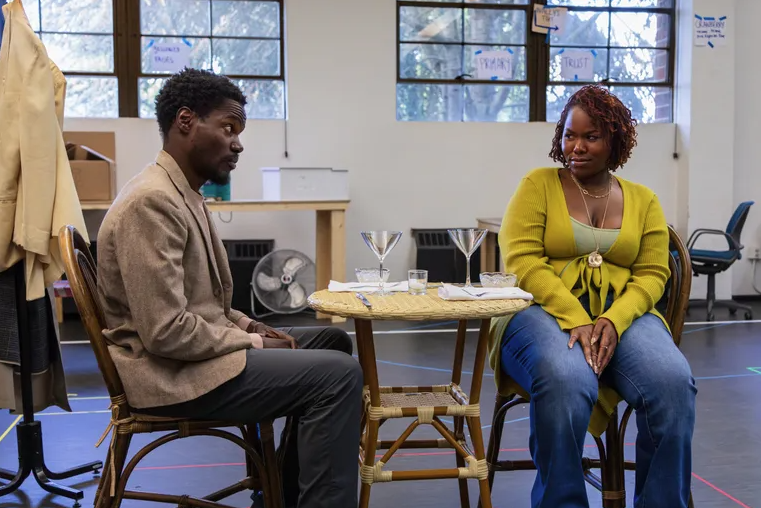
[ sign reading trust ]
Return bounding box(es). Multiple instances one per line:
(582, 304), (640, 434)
(694, 14), (727, 48)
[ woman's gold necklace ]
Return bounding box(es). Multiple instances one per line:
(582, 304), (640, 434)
(572, 175), (611, 199)
(570, 171), (612, 268)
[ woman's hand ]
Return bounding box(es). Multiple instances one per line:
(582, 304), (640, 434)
(593, 318), (618, 375)
(568, 324), (597, 373)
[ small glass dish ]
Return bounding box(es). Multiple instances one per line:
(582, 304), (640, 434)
(355, 268), (390, 283)
(479, 272), (517, 288)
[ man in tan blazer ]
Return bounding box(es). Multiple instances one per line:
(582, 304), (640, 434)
(96, 69), (362, 508)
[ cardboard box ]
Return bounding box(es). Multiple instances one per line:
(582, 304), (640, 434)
(63, 132), (116, 202)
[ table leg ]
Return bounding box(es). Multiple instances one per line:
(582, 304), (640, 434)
(481, 233), (497, 274)
(352, 317), (494, 506)
(315, 210), (346, 323)
(469, 319), (494, 508)
(454, 415), (471, 508)
(452, 320), (470, 508)
(355, 319), (381, 508)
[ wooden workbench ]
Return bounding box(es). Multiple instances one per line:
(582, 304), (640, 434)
(78, 199), (350, 322)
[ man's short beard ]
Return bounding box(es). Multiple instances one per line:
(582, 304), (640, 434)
(206, 171), (230, 185)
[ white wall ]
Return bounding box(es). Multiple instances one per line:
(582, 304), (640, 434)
(67, 0), (681, 288)
(676, 0), (761, 300)
(676, 0), (738, 301)
(733, 0), (761, 296)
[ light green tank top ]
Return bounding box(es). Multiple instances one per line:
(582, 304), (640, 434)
(570, 217), (619, 255)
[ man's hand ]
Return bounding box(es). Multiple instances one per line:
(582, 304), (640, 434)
(592, 318), (618, 375)
(261, 336), (297, 349)
(249, 322), (298, 349)
(568, 324), (597, 373)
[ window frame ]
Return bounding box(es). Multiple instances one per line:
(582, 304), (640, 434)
(24, 0), (121, 117)
(395, 0), (676, 123)
(396, 0), (538, 121)
(113, 0), (286, 118)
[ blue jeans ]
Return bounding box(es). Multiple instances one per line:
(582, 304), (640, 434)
(500, 301), (697, 508)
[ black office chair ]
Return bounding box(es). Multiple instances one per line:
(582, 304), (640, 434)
(687, 201), (754, 321)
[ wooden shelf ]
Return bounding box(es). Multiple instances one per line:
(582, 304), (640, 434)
(80, 199), (350, 212)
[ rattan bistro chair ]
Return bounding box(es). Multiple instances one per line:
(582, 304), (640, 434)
(482, 225), (695, 508)
(59, 225), (287, 508)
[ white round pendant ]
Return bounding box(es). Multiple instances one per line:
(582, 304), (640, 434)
(588, 251), (603, 268)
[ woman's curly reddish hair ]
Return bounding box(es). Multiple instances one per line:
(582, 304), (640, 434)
(549, 85), (638, 172)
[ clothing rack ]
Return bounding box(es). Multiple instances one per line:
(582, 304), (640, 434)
(0, 260), (103, 505)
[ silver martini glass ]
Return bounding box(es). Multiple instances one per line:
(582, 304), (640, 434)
(360, 231), (403, 296)
(448, 228), (488, 288)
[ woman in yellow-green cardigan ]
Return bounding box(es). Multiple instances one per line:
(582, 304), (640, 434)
(488, 85), (696, 508)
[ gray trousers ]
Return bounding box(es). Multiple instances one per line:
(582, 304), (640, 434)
(140, 327), (363, 508)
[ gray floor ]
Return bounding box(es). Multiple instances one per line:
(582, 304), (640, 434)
(1, 302), (759, 508)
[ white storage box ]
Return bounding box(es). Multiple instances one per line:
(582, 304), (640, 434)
(261, 167), (349, 201)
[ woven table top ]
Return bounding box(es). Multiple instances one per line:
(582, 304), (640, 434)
(307, 289), (530, 321)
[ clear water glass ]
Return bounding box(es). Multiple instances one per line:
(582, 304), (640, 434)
(408, 269), (428, 295)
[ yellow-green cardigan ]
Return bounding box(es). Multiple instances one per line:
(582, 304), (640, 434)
(488, 167), (671, 437)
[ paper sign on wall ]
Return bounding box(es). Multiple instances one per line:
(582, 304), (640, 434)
(559, 49), (596, 81)
(149, 40), (192, 72)
(474, 49), (514, 80)
(694, 14), (727, 48)
(532, 5), (567, 37)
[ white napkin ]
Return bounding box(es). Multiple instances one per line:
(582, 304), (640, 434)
(328, 280), (409, 292)
(437, 284), (534, 301)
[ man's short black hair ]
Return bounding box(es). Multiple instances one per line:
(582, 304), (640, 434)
(154, 68), (247, 139)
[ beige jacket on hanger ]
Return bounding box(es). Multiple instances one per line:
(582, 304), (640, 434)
(0, 0), (86, 412)
(0, 0), (89, 301)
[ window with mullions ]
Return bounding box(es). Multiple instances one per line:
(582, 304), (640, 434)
(137, 0), (285, 120)
(396, 0), (532, 123)
(396, 0), (675, 124)
(23, 0), (119, 118)
(545, 0), (674, 123)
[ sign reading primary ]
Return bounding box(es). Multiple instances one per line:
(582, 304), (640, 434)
(474, 50), (514, 80)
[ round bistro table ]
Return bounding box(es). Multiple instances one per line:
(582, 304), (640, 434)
(307, 288), (530, 508)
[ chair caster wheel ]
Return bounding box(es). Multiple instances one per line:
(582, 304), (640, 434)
(744, 311), (753, 320)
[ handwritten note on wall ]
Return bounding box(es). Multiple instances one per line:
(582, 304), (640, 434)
(149, 40), (192, 72)
(532, 5), (567, 36)
(474, 49), (514, 80)
(694, 14), (727, 47)
(559, 49), (596, 81)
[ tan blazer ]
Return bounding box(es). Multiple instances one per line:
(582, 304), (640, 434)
(0, 0), (89, 300)
(97, 151), (255, 409)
